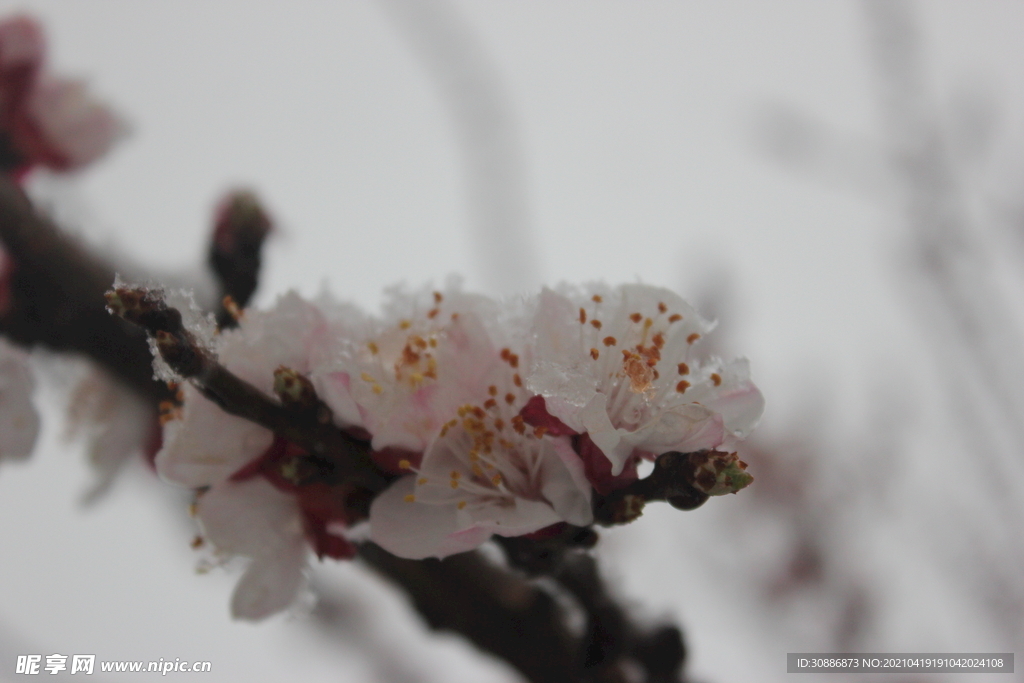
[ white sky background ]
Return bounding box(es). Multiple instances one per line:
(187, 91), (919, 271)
(0, 1), (1022, 681)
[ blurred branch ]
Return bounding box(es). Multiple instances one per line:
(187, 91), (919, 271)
(380, 0), (540, 294)
(498, 531), (687, 683)
(0, 176), (165, 401)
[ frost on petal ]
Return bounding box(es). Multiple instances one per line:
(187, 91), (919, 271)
(0, 339), (38, 463)
(314, 282), (501, 451)
(230, 537), (307, 621)
(526, 283), (762, 479)
(156, 292), (341, 488)
(220, 291), (329, 390)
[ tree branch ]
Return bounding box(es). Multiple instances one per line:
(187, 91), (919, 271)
(0, 176), (166, 401)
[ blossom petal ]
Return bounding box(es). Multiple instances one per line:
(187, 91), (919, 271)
(156, 385), (273, 487)
(230, 538), (307, 621)
(369, 476), (489, 559)
(197, 478), (304, 558)
(538, 437), (593, 526)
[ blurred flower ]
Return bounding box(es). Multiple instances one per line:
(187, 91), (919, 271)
(0, 338), (38, 463)
(0, 14), (124, 176)
(65, 367), (158, 503)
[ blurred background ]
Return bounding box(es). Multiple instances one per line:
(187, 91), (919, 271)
(0, 1), (1022, 680)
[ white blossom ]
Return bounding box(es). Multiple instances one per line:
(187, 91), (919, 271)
(311, 280), (501, 453)
(369, 361), (592, 559)
(156, 291), (344, 620)
(525, 284), (764, 476)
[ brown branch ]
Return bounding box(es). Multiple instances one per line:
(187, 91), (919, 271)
(497, 531), (687, 683)
(105, 285), (386, 492)
(0, 176), (167, 401)
(359, 542), (580, 683)
(592, 451), (713, 526)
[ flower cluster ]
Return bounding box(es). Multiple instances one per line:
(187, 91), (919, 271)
(156, 282), (763, 618)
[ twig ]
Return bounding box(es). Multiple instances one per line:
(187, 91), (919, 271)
(105, 285), (386, 492)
